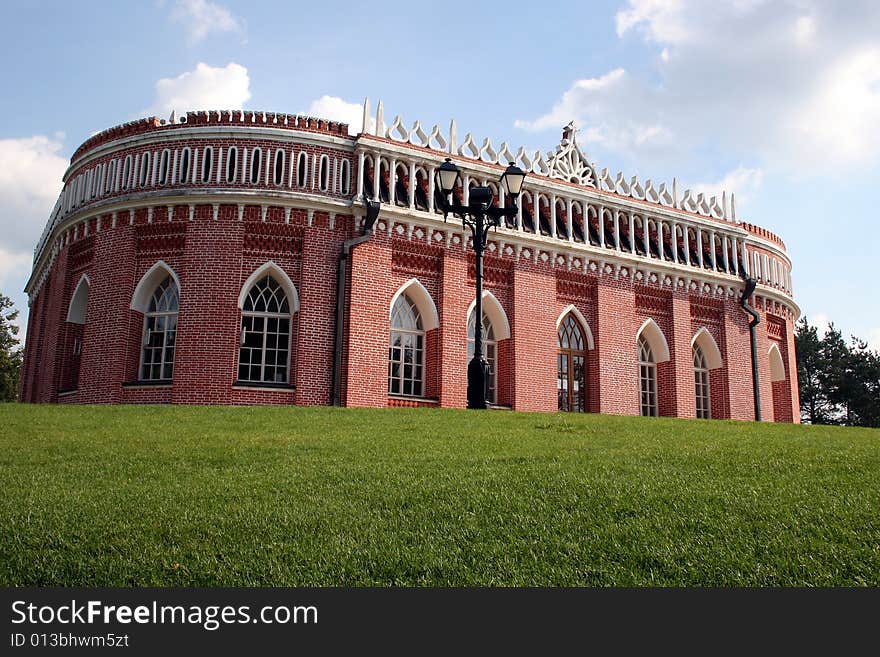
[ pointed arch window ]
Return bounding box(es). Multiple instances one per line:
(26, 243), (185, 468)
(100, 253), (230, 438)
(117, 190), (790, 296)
(389, 294), (424, 397)
(140, 276), (179, 381)
(468, 310), (497, 404)
(238, 275), (292, 384)
(694, 344), (711, 419)
(638, 335), (658, 417)
(558, 314), (587, 412)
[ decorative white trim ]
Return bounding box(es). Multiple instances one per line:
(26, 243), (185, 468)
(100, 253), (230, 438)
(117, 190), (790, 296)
(131, 261), (180, 312)
(768, 343), (786, 382)
(237, 261), (300, 312)
(66, 274), (90, 324)
(389, 278), (440, 331)
(691, 327), (723, 370)
(637, 317), (671, 363)
(466, 290), (511, 341)
(556, 304), (595, 350)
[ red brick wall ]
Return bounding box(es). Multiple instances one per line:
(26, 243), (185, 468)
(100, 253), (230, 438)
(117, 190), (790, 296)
(19, 112), (800, 419)
(596, 279), (639, 416)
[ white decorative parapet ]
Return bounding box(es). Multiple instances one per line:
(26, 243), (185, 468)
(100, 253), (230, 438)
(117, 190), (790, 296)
(363, 98), (740, 224)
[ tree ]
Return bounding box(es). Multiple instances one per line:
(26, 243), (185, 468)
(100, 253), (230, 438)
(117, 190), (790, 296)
(846, 338), (880, 428)
(796, 316), (880, 427)
(0, 293), (23, 402)
(795, 317), (832, 424)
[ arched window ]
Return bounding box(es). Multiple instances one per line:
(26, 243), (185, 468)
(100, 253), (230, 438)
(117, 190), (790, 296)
(179, 148), (191, 183)
(638, 335), (657, 417)
(694, 344), (711, 419)
(121, 155), (133, 191)
(558, 314), (587, 412)
(238, 275), (292, 384)
(90, 165), (100, 198)
(389, 294), (424, 397)
(158, 150), (170, 185)
(105, 160), (116, 194)
(226, 147), (239, 183)
(339, 159), (350, 195)
(250, 147), (262, 184)
(297, 152), (308, 188)
(201, 147), (214, 183)
(468, 310), (497, 404)
(273, 149), (285, 186)
(319, 155), (330, 191)
(140, 276), (178, 381)
(138, 153), (151, 187)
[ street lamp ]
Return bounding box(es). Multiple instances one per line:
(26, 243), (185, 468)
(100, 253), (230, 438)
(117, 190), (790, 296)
(436, 158), (526, 409)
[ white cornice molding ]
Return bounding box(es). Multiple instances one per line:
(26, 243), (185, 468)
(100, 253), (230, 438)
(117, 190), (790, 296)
(68, 126), (357, 178)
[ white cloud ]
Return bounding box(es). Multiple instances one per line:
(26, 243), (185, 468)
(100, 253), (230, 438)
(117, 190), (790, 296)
(170, 0), (242, 44)
(142, 62), (251, 119)
(810, 313), (831, 336)
(517, 1), (880, 177)
(866, 327), (880, 352)
(0, 135), (65, 337)
(0, 249), (32, 334)
(0, 136), (68, 255)
(306, 96), (371, 136)
(690, 167), (764, 213)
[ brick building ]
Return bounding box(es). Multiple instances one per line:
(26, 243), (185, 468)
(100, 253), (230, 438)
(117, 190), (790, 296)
(20, 101), (800, 421)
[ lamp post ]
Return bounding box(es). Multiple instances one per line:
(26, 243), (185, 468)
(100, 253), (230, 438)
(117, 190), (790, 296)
(435, 158), (526, 409)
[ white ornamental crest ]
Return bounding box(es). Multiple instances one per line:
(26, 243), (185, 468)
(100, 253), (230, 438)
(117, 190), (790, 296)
(545, 122), (599, 188)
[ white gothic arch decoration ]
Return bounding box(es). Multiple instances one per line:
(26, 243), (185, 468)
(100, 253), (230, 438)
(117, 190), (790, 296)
(691, 327), (723, 370)
(768, 343), (786, 382)
(131, 261), (181, 313)
(66, 274), (90, 324)
(389, 278), (439, 331)
(237, 261), (301, 312)
(556, 304), (595, 350)
(636, 318), (671, 363)
(466, 291), (511, 340)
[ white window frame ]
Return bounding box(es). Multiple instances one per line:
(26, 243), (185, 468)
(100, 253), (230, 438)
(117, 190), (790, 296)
(639, 336), (658, 417)
(139, 278), (179, 382)
(339, 159), (351, 195)
(694, 345), (711, 419)
(226, 147), (239, 183)
(388, 294), (426, 398)
(201, 146), (214, 183)
(273, 149), (286, 186)
(237, 277), (293, 385)
(179, 147), (192, 184)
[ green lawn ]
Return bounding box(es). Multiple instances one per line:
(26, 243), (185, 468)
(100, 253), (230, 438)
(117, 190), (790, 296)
(0, 404), (877, 586)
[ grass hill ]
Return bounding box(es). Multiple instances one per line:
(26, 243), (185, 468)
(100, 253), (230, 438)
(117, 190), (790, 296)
(1, 404), (877, 586)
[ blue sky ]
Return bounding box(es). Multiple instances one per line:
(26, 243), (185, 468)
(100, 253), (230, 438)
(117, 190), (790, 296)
(1, 0), (878, 348)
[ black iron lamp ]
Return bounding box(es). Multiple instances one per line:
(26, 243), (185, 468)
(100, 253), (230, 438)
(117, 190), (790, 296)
(436, 158), (461, 195)
(435, 158), (527, 409)
(500, 162), (526, 198)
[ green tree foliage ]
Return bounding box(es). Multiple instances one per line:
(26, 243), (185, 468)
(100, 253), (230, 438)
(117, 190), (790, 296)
(795, 317), (880, 427)
(0, 293), (23, 402)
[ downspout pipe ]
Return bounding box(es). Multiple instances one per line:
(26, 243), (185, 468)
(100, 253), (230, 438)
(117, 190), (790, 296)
(739, 276), (762, 421)
(332, 199), (380, 406)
